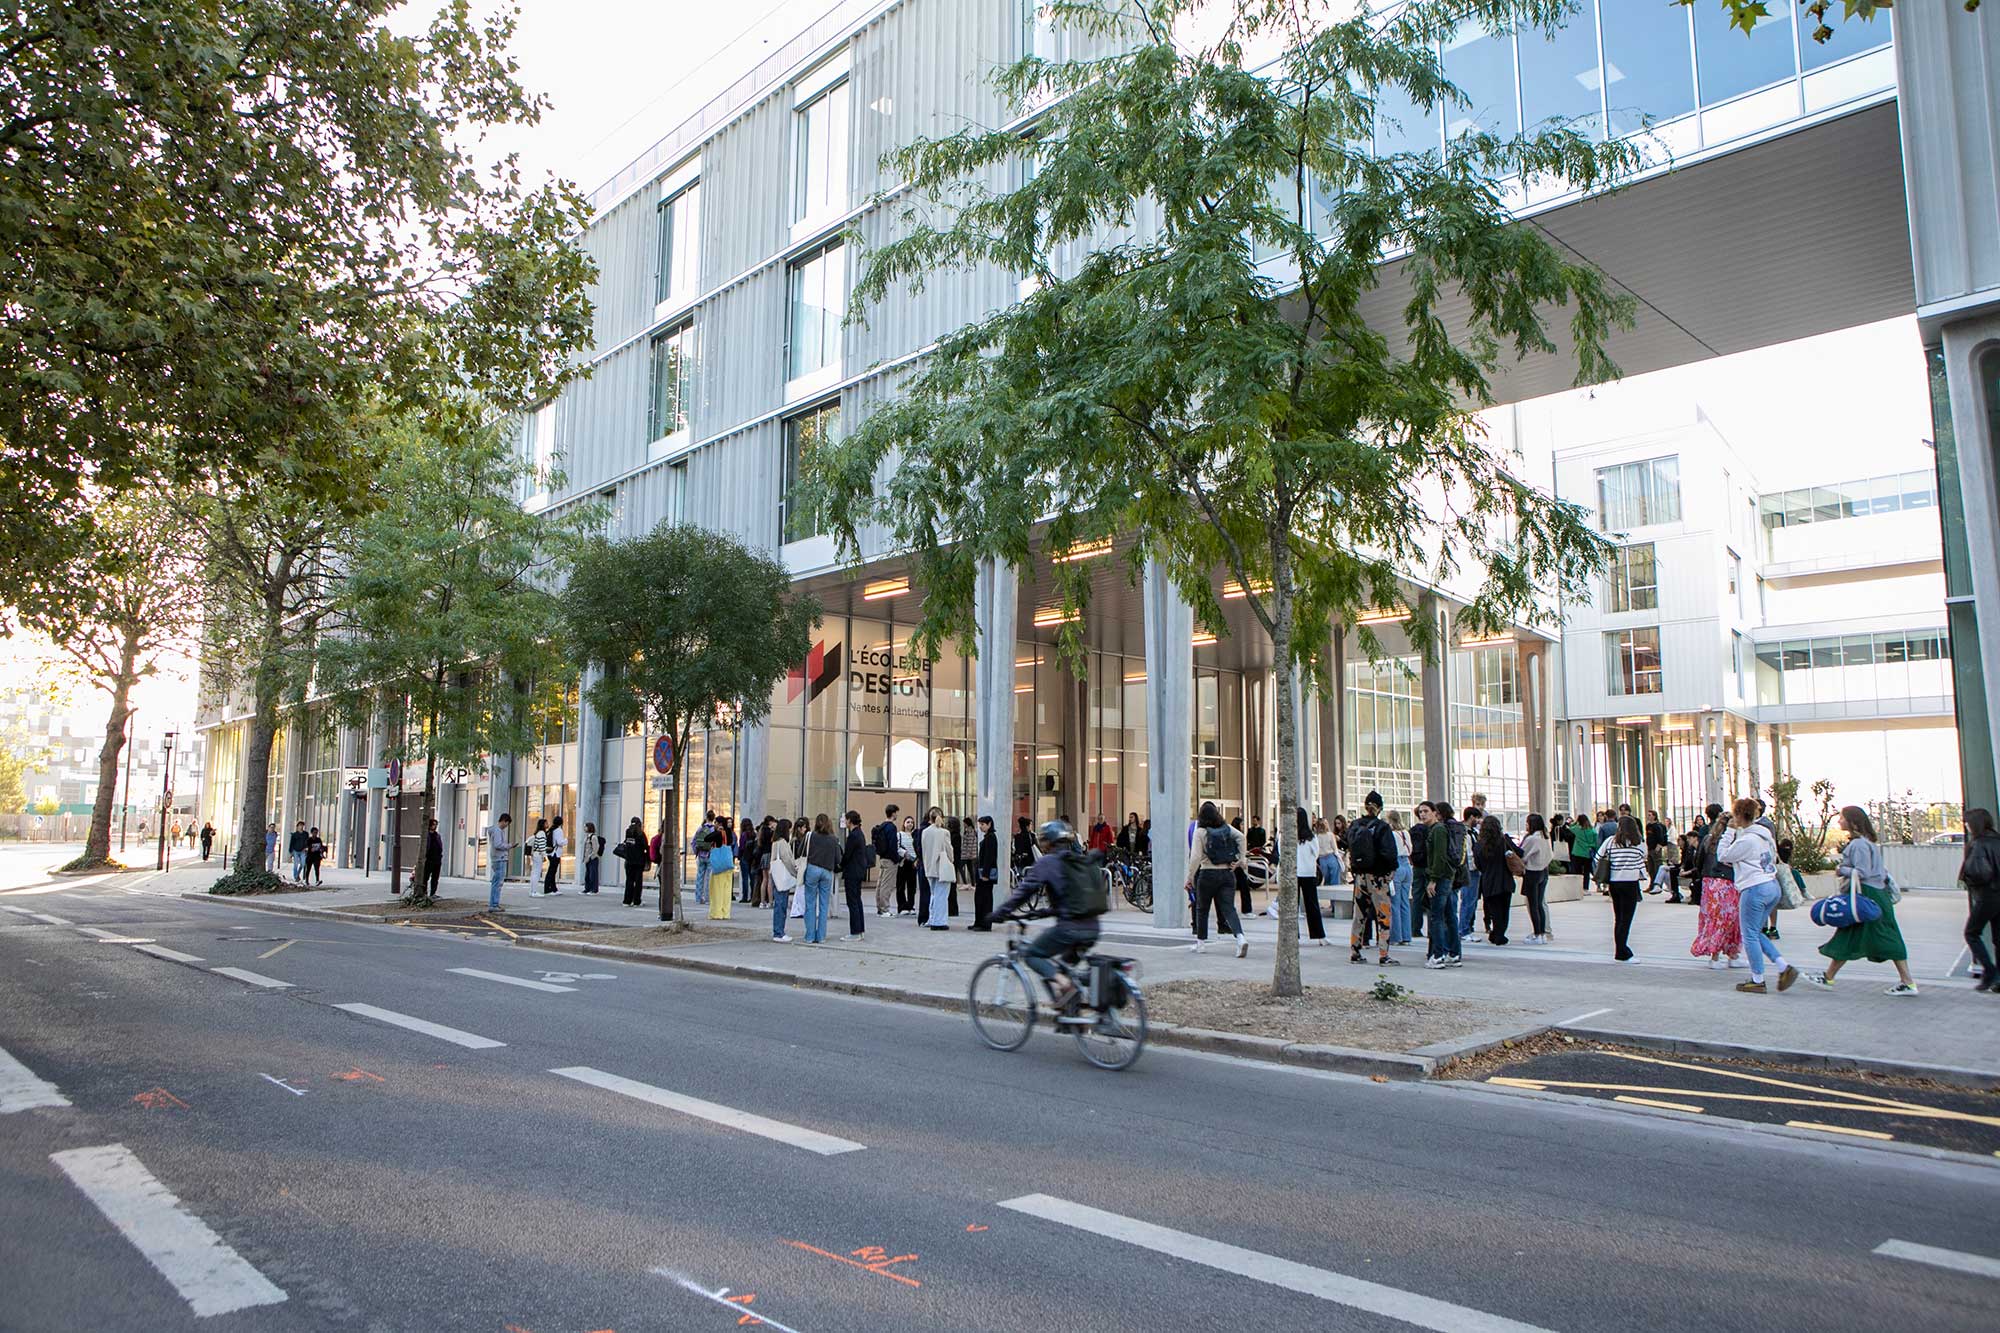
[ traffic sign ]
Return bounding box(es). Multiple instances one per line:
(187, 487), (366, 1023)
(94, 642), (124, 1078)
(650, 775), (675, 791)
(652, 735), (674, 775)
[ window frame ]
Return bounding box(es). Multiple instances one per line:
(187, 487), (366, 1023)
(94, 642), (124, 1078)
(1606, 542), (1658, 614)
(1604, 626), (1663, 697)
(646, 319), (695, 446)
(654, 181), (701, 309)
(792, 78), (851, 226)
(781, 399), (841, 545)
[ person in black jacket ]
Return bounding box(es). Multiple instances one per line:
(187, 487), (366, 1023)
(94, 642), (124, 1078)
(421, 819), (443, 898)
(1473, 815), (1519, 945)
(972, 815), (1000, 930)
(840, 811), (870, 940)
(872, 805), (901, 918)
(1960, 808), (2000, 992)
(612, 818), (649, 906)
(305, 826), (327, 885)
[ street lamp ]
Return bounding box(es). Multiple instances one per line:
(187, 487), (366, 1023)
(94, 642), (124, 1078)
(155, 731), (177, 872)
(118, 708), (136, 854)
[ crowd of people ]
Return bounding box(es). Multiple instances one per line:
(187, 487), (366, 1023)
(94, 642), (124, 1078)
(473, 793), (2000, 996)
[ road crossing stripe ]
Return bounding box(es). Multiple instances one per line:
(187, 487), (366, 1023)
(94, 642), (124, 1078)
(1615, 1095), (1704, 1113)
(997, 1194), (1555, 1332)
(0, 1043), (70, 1113)
(1874, 1239), (2000, 1280)
(447, 966), (576, 993)
(1787, 1120), (1893, 1140)
(28, 911), (72, 925)
(332, 1003), (505, 1049)
(654, 1269), (808, 1333)
(0, 904), (34, 915)
(133, 944), (205, 964)
(77, 926), (129, 938)
(210, 967), (293, 990)
(551, 1066), (865, 1156)
(50, 1143), (288, 1317)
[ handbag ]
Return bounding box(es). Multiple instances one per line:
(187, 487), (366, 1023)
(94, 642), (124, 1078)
(1504, 851), (1525, 878)
(1808, 872), (1881, 929)
(1591, 848), (1611, 886)
(770, 856), (796, 895)
(1777, 867), (1804, 911)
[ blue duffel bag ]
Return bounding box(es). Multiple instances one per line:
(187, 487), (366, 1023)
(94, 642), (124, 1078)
(1808, 875), (1882, 930)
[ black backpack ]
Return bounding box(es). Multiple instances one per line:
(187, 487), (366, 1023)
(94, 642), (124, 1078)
(872, 820), (898, 860)
(1203, 824), (1237, 866)
(1441, 821), (1469, 881)
(1063, 851), (1110, 918)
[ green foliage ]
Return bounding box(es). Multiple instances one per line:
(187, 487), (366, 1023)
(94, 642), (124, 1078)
(207, 865), (291, 896)
(1684, 0), (1978, 47)
(315, 407), (586, 818)
(1770, 773), (1838, 872)
(817, 0), (1637, 994)
(0, 0), (597, 604)
(0, 735), (37, 814)
(1371, 975), (1414, 1003)
(31, 797), (60, 816)
(561, 525), (818, 917)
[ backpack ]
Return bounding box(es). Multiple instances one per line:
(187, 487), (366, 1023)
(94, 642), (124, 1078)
(1063, 853), (1109, 918)
(872, 821), (898, 860)
(1440, 821), (1467, 874)
(1202, 824), (1237, 866)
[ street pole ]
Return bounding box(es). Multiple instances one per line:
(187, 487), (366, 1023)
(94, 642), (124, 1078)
(118, 708), (136, 854)
(155, 731), (176, 872)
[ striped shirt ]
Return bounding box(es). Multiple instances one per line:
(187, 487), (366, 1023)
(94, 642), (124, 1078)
(1594, 841), (1648, 884)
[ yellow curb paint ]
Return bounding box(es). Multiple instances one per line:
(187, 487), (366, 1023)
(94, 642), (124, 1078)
(1485, 1077), (1548, 1091)
(477, 917), (520, 940)
(257, 939), (296, 960)
(1785, 1121), (1893, 1141)
(1614, 1095), (1705, 1114)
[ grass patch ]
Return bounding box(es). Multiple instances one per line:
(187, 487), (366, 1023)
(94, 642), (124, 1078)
(57, 854), (130, 874)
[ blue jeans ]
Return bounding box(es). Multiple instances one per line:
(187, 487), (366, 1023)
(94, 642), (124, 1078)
(928, 876), (954, 926)
(1318, 853), (1343, 886)
(771, 889), (792, 938)
(800, 865), (833, 942)
(488, 857), (505, 910)
(1427, 883), (1461, 959)
(1457, 868), (1480, 938)
(694, 858), (711, 905)
(1390, 856), (1413, 943)
(1738, 879), (1786, 977)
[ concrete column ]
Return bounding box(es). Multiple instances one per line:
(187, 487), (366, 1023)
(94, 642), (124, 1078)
(1518, 642), (1548, 815)
(1419, 597), (1450, 805)
(1327, 629), (1348, 813)
(1768, 723), (1785, 787)
(365, 705), (390, 875)
(1571, 721), (1593, 816)
(1286, 669), (1309, 805)
(572, 665), (602, 889)
(1938, 317), (2000, 812)
(1143, 557), (1193, 930)
(1702, 713), (1726, 808)
(279, 721), (303, 833)
(1746, 720), (1762, 803)
(972, 558), (1018, 830)
(739, 720), (770, 825)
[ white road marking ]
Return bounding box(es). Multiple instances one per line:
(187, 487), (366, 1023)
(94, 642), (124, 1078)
(210, 967), (293, 990)
(447, 966), (576, 993)
(31, 912), (73, 925)
(0, 904), (34, 916)
(552, 1066), (865, 1156)
(332, 1003), (505, 1049)
(0, 1042), (70, 1113)
(77, 926), (128, 938)
(133, 944), (205, 964)
(1558, 1007), (1613, 1025)
(1875, 1240), (2000, 1280)
(997, 1194), (1555, 1333)
(50, 1143), (288, 1317)
(653, 1269), (807, 1333)
(258, 1074), (307, 1096)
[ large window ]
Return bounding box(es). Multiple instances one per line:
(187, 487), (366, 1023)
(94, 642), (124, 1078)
(788, 242), (846, 381)
(1606, 542), (1658, 613)
(1442, 26), (1518, 141)
(1518, 1), (1604, 138)
(793, 80), (850, 223)
(1756, 629), (1952, 708)
(1758, 471), (1936, 529)
(1600, 1), (1695, 137)
(1692, 0), (1794, 105)
(655, 183), (701, 306)
(647, 322), (694, 442)
(782, 401), (839, 543)
(1596, 456), (1681, 531)
(1605, 627), (1663, 696)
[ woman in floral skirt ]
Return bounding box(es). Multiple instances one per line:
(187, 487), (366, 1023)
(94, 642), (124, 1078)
(1688, 802), (1741, 968)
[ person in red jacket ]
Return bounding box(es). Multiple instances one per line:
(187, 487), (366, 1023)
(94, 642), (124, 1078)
(1087, 814), (1115, 854)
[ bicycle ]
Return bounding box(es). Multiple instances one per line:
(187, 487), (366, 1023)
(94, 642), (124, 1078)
(1107, 852), (1152, 912)
(966, 912), (1148, 1070)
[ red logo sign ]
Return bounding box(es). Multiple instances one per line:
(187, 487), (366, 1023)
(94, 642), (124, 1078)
(787, 640), (843, 705)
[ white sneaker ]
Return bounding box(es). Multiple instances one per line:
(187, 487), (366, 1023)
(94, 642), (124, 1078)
(1885, 982), (1919, 996)
(842, 934), (864, 941)
(1727, 956), (1743, 969)
(1425, 957), (1450, 969)
(1708, 959), (1726, 970)
(1235, 935), (1249, 958)
(1805, 971), (1832, 988)
(1446, 955), (1463, 967)
(1187, 940), (1205, 954)
(773, 935), (791, 943)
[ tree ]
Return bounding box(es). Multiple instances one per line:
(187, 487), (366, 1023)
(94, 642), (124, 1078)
(0, 734), (40, 814)
(316, 407), (589, 904)
(561, 526), (818, 923)
(12, 486), (200, 868)
(1770, 773), (1839, 872)
(1689, 0), (1978, 45)
(1, 0), (595, 605)
(817, 0), (1634, 995)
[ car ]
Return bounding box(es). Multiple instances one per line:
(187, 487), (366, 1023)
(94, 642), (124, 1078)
(1924, 831), (1965, 845)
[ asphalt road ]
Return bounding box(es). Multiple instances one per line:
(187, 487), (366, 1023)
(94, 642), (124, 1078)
(2, 871), (1996, 1332)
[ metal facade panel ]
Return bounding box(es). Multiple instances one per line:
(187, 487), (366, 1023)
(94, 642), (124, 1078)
(584, 190), (659, 354)
(850, 0), (1013, 204)
(692, 268), (787, 439)
(683, 419), (782, 550)
(1894, 5), (2000, 314)
(554, 341), (647, 501)
(701, 95), (795, 282)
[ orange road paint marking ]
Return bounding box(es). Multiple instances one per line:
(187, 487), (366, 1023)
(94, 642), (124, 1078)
(966, 1224), (988, 1232)
(331, 1068), (385, 1083)
(132, 1087), (189, 1110)
(1787, 1120), (1893, 1140)
(783, 1239), (922, 1288)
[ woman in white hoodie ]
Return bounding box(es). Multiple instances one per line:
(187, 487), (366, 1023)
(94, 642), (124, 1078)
(1717, 797), (1797, 994)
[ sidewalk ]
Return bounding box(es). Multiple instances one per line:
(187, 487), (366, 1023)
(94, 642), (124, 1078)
(134, 858), (1998, 1079)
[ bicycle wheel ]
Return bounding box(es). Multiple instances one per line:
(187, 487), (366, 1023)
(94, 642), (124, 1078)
(967, 956), (1037, 1051)
(1124, 867), (1152, 912)
(1075, 987), (1148, 1070)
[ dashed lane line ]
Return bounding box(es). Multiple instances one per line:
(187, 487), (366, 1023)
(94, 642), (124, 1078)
(331, 1003), (506, 1050)
(209, 967), (294, 990)
(552, 1066), (865, 1156)
(654, 1269), (807, 1333)
(0, 1042), (70, 1113)
(997, 1194), (1556, 1333)
(446, 966), (576, 993)
(1874, 1239), (2000, 1281)
(132, 944), (205, 965)
(50, 1143), (288, 1318)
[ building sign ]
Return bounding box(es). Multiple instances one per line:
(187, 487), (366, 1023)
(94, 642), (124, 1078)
(788, 640), (844, 705)
(788, 637), (933, 716)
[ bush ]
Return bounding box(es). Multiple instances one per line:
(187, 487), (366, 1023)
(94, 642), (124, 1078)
(59, 854), (128, 873)
(1371, 975), (1413, 1003)
(208, 865), (290, 896)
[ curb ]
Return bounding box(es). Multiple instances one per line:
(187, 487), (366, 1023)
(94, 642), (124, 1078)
(179, 892), (357, 923)
(1558, 1025), (2000, 1090)
(1411, 1022), (1555, 1070)
(513, 934), (1439, 1079)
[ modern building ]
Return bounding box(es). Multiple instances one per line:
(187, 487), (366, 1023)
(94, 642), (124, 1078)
(2, 681), (203, 830)
(196, 0), (2000, 919)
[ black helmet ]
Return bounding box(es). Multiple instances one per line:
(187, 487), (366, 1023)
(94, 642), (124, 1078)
(1035, 819), (1075, 850)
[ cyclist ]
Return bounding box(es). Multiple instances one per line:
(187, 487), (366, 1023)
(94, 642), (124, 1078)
(990, 819), (1105, 1007)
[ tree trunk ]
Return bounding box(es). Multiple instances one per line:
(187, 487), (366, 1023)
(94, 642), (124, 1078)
(81, 624), (141, 865)
(1270, 532), (1302, 998)
(233, 658), (283, 874)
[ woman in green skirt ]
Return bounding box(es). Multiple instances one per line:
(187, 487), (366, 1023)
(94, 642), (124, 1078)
(1806, 807), (1918, 996)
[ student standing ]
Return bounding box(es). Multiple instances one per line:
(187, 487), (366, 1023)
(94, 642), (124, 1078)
(1405, 807), (1429, 941)
(921, 808), (957, 931)
(768, 818), (799, 940)
(1474, 815), (1517, 946)
(1346, 792), (1398, 966)
(1421, 802), (1464, 968)
(835, 811), (869, 940)
(525, 817), (548, 889)
(306, 826), (328, 885)
(1387, 811), (1414, 945)
(486, 813), (513, 911)
(972, 815), (1000, 930)
(802, 814), (839, 943)
(1593, 816), (1648, 962)
(287, 821), (310, 881)
(199, 821), (215, 861)
(417, 821), (440, 896)
(1568, 814), (1598, 879)
(872, 805), (902, 918)
(1519, 813), (1553, 943)
(1293, 807), (1328, 945)
(896, 814), (919, 916)
(1957, 808), (2000, 991)
(1717, 798), (1797, 993)
(614, 818), (648, 906)
(1183, 801), (1248, 956)
(542, 816), (566, 894)
(579, 822), (604, 893)
(1806, 807), (1918, 995)
(1690, 803), (1741, 967)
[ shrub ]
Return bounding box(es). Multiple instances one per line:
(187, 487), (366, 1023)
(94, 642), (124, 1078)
(208, 865), (289, 896)
(1371, 975), (1414, 1003)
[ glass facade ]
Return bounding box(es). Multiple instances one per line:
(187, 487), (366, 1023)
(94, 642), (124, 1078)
(1758, 471), (1936, 529)
(1449, 646), (1527, 818)
(1754, 629), (1954, 709)
(654, 183), (701, 306)
(1345, 654), (1426, 813)
(647, 321), (694, 442)
(1605, 626), (1663, 696)
(793, 80), (850, 221)
(1517, 1), (1603, 138)
(1595, 456), (1682, 531)
(1606, 542), (1658, 612)
(781, 402), (839, 542)
(788, 243), (846, 380)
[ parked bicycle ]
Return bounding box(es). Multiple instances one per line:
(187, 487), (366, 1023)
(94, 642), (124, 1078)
(1107, 851), (1152, 912)
(966, 912), (1147, 1070)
